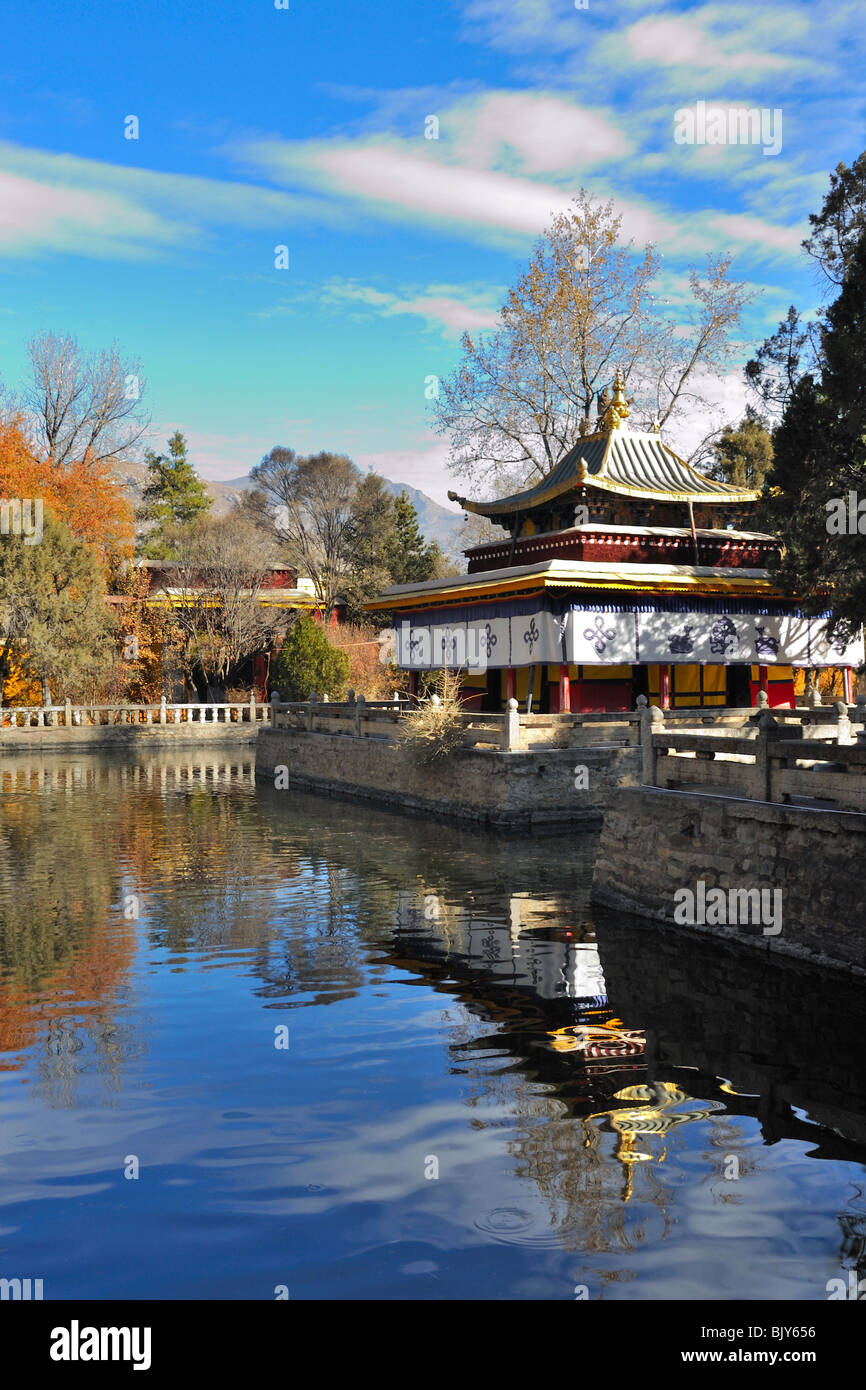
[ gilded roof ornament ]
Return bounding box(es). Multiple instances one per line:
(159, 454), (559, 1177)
(602, 367), (630, 431)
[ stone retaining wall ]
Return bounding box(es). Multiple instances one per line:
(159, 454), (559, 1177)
(0, 724), (259, 752)
(592, 785), (866, 971)
(256, 726), (641, 827)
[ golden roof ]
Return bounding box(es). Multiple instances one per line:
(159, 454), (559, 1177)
(448, 403), (759, 517)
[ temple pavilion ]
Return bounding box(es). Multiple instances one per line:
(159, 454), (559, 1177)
(371, 370), (864, 712)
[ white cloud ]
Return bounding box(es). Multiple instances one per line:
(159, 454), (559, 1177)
(320, 278), (503, 338)
(443, 91), (631, 173)
(622, 14), (799, 75)
(707, 211), (804, 255)
(0, 168), (185, 258)
(0, 141), (343, 261)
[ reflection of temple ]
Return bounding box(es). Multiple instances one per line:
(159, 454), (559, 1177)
(387, 873), (866, 1228)
(374, 371), (864, 710)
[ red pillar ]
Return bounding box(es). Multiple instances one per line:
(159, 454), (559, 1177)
(558, 664), (571, 713)
(843, 666), (854, 704)
(408, 670), (418, 701)
(758, 665), (769, 701)
(659, 664), (671, 711)
(506, 668), (516, 703)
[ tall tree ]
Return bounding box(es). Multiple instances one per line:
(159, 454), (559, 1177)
(139, 430), (212, 556)
(246, 448), (358, 615)
(15, 332), (149, 468)
(387, 491), (441, 585)
(763, 199), (866, 629)
(746, 153), (866, 420)
(434, 190), (753, 492)
(340, 474), (399, 623)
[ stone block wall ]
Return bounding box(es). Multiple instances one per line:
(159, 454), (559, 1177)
(256, 727), (641, 828)
(592, 785), (866, 971)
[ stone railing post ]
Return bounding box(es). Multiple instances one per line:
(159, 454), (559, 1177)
(835, 699), (853, 745)
(808, 686), (823, 709)
(270, 691), (281, 728)
(753, 710), (780, 801)
(504, 696), (520, 751)
(354, 693), (365, 738)
(249, 693), (257, 724)
(633, 693), (648, 745)
(160, 696), (167, 726)
(641, 704), (664, 784)
(307, 693), (318, 732)
(64, 698), (72, 728)
(756, 689), (769, 711)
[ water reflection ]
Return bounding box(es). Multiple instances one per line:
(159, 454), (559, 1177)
(0, 749), (863, 1298)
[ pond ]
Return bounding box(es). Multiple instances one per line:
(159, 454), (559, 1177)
(0, 750), (864, 1300)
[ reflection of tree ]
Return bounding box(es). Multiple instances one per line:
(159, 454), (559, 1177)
(0, 772), (135, 1082)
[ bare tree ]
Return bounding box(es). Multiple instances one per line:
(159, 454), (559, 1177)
(434, 191), (754, 493)
(245, 448), (359, 615)
(23, 332), (149, 467)
(164, 513), (286, 695)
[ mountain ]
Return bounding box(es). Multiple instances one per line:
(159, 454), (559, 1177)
(114, 462), (466, 557)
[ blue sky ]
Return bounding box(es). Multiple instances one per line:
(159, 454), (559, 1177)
(0, 0), (864, 506)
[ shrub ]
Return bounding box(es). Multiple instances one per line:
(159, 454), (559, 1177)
(397, 668), (466, 763)
(271, 615), (350, 701)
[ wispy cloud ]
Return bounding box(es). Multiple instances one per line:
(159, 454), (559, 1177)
(0, 141), (343, 260)
(258, 277), (504, 339)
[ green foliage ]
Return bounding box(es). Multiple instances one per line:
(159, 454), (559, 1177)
(763, 164), (866, 631)
(387, 491), (440, 584)
(139, 430), (212, 556)
(271, 615), (350, 701)
(342, 482), (443, 622)
(0, 512), (117, 702)
(709, 408), (774, 490)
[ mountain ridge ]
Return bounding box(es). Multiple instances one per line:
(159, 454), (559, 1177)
(112, 463), (465, 557)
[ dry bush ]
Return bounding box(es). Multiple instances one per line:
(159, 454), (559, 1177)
(397, 668), (466, 763)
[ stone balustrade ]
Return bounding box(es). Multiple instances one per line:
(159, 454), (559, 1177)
(1, 697), (270, 729)
(641, 699), (866, 811)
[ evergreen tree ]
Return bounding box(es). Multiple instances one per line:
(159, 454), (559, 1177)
(0, 512), (117, 703)
(709, 408), (774, 490)
(139, 431), (212, 556)
(270, 615), (350, 701)
(764, 218), (866, 630)
(387, 492), (439, 585)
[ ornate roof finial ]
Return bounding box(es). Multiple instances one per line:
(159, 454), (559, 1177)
(602, 367), (630, 431)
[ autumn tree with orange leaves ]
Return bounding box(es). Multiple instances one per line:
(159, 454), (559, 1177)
(0, 416), (137, 703)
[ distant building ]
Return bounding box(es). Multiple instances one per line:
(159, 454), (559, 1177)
(110, 560), (345, 700)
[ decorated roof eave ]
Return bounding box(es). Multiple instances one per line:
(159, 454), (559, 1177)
(451, 468), (758, 516)
(367, 562), (784, 611)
